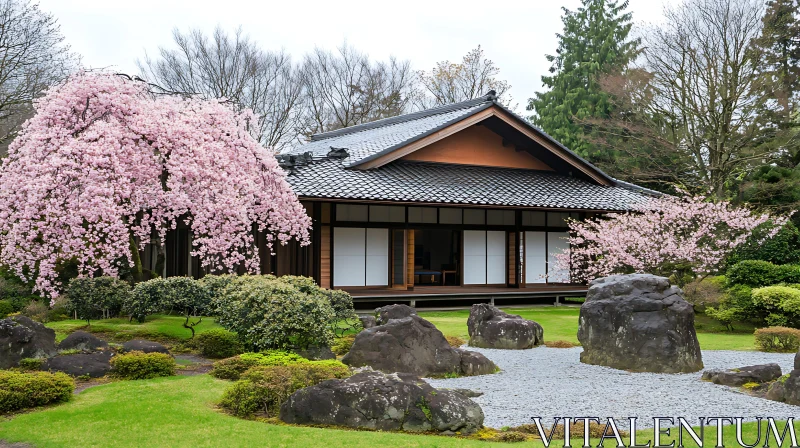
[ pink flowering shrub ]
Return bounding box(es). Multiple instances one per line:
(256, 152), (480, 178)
(0, 73), (311, 299)
(556, 193), (786, 285)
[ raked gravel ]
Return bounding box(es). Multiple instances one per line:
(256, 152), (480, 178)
(426, 347), (800, 429)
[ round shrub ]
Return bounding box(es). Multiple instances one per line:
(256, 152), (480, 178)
(215, 276), (335, 351)
(0, 299), (13, 318)
(752, 286), (800, 313)
(0, 371), (74, 413)
(66, 276), (131, 323)
(110, 351), (175, 379)
(331, 334), (356, 355)
(127, 278), (169, 323)
(199, 274), (237, 314)
(196, 329), (242, 359)
(754, 327), (800, 352)
(164, 276), (210, 316)
(210, 351), (307, 380)
(219, 361), (350, 417)
(727, 260), (783, 287)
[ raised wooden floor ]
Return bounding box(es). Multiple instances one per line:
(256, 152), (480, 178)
(345, 284), (588, 303)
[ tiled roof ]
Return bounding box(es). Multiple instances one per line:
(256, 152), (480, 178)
(283, 99), (490, 167)
(285, 159), (652, 211)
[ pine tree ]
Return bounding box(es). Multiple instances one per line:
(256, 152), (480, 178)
(528, 0), (639, 158)
(756, 0), (800, 123)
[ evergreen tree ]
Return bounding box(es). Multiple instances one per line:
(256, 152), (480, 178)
(528, 0), (639, 158)
(756, 0), (800, 123)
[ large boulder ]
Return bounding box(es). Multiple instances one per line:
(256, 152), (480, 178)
(795, 349), (800, 371)
(58, 331), (108, 352)
(359, 315), (377, 330)
(121, 339), (170, 355)
(467, 304), (543, 349)
(702, 364), (782, 387)
(280, 370), (484, 434)
(0, 315), (57, 368)
(342, 315), (497, 377)
(375, 304), (416, 325)
(577, 274), (703, 373)
(766, 370), (800, 405)
(43, 351), (113, 378)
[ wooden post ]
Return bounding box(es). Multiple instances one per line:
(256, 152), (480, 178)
(554, 296), (561, 307)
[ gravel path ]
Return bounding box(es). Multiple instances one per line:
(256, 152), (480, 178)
(427, 347), (800, 429)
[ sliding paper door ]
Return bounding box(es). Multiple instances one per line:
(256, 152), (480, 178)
(486, 231), (506, 284)
(333, 227), (389, 287)
(463, 230), (486, 285)
(547, 232), (570, 283)
(333, 227), (366, 287)
(524, 231), (547, 284)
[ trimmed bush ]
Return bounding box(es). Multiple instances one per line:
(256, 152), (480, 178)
(196, 329), (242, 359)
(446, 335), (466, 347)
(331, 334), (356, 355)
(17, 358), (44, 371)
(754, 327), (800, 352)
(728, 260), (800, 287)
(110, 351), (175, 379)
(164, 277), (210, 315)
(683, 276), (726, 312)
(753, 286), (800, 312)
(277, 276), (358, 335)
(0, 299), (13, 318)
(219, 361), (350, 417)
(199, 274), (237, 314)
(0, 371), (74, 413)
(728, 222), (800, 266)
(126, 278), (169, 323)
(210, 351), (307, 380)
(215, 276), (335, 351)
(66, 276), (131, 323)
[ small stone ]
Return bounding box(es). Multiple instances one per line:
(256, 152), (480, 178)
(43, 351), (113, 378)
(58, 331), (108, 352)
(702, 364), (782, 386)
(467, 304), (543, 349)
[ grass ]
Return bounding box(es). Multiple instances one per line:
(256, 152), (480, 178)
(1, 374), (797, 447)
(421, 306), (759, 351)
(46, 314), (223, 343)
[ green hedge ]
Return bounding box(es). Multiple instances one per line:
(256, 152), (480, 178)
(0, 371), (74, 413)
(727, 260), (800, 287)
(219, 361), (350, 417)
(196, 329), (242, 359)
(110, 351), (175, 380)
(754, 327), (800, 352)
(210, 351), (308, 380)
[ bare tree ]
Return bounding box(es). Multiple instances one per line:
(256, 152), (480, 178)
(640, 0), (768, 196)
(0, 0), (79, 155)
(415, 45), (512, 109)
(298, 43), (415, 137)
(138, 26), (304, 151)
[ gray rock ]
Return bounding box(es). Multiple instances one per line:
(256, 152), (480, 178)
(795, 350), (799, 371)
(448, 388), (484, 398)
(359, 315), (377, 330)
(766, 370), (800, 405)
(375, 304), (416, 325)
(280, 370), (484, 434)
(458, 349), (498, 376)
(577, 274), (703, 373)
(121, 339), (170, 355)
(0, 315), (57, 368)
(43, 351), (113, 378)
(467, 304), (543, 349)
(342, 314), (497, 377)
(702, 364), (782, 386)
(58, 331), (108, 352)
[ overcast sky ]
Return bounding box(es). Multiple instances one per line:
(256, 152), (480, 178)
(39, 0), (670, 110)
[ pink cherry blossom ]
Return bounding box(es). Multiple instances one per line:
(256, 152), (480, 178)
(555, 192), (787, 283)
(0, 72), (311, 299)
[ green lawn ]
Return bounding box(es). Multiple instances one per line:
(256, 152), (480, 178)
(421, 306), (758, 351)
(1, 374), (796, 447)
(46, 314), (223, 343)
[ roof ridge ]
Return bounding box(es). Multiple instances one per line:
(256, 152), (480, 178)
(309, 93), (494, 142)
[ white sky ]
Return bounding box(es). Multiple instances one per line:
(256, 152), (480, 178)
(39, 0), (670, 109)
